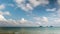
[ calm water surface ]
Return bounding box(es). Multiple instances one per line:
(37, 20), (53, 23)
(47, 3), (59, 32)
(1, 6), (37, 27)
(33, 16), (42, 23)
(0, 27), (60, 34)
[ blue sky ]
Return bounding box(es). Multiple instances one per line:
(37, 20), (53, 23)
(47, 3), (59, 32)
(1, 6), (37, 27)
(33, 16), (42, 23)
(0, 0), (60, 27)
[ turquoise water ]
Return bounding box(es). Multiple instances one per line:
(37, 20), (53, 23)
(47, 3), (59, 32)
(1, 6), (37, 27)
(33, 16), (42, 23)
(0, 27), (60, 34)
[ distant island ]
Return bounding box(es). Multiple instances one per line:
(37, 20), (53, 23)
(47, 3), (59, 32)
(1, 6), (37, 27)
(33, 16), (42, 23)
(50, 26), (53, 27)
(39, 26), (53, 27)
(40, 26), (43, 27)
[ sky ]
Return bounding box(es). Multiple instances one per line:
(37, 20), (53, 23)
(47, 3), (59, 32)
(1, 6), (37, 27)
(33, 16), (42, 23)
(0, 0), (60, 27)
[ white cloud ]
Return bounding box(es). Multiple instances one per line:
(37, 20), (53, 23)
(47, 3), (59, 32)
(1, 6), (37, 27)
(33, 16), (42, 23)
(4, 11), (10, 15)
(15, 0), (25, 4)
(0, 11), (16, 27)
(34, 16), (48, 22)
(14, 0), (49, 12)
(42, 17), (48, 22)
(20, 18), (28, 23)
(33, 16), (49, 26)
(0, 15), (60, 27)
(0, 4), (5, 10)
(29, 0), (49, 7)
(0, 11), (3, 15)
(18, 18), (39, 27)
(33, 17), (41, 21)
(0, 15), (6, 21)
(54, 18), (60, 23)
(0, 13), (19, 26)
(7, 19), (19, 26)
(45, 8), (60, 26)
(0, 11), (40, 27)
(20, 3), (33, 11)
(25, 3), (33, 11)
(0, 11), (10, 21)
(56, 9), (60, 16)
(0, 11), (10, 15)
(57, 0), (60, 5)
(53, 8), (60, 17)
(46, 8), (56, 11)
(46, 7), (59, 21)
(0, 17), (40, 27)
(14, 0), (33, 11)
(48, 18), (60, 27)
(0, 19), (19, 27)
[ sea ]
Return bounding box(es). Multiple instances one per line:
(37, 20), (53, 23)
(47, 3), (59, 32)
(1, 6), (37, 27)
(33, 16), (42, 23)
(0, 27), (60, 34)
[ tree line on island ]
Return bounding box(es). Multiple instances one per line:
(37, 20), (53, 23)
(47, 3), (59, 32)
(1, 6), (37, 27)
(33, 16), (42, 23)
(39, 26), (53, 27)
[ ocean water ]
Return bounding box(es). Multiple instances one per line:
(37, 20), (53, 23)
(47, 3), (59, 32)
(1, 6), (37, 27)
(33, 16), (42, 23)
(0, 27), (60, 34)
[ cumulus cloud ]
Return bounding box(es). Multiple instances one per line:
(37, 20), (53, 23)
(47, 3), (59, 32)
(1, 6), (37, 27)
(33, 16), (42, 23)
(47, 17), (60, 27)
(33, 16), (49, 26)
(42, 17), (48, 22)
(0, 11), (39, 27)
(46, 8), (56, 11)
(0, 11), (17, 27)
(0, 11), (10, 21)
(0, 4), (5, 10)
(47, 8), (60, 26)
(45, 8), (60, 26)
(0, 15), (6, 21)
(0, 19), (19, 27)
(0, 11), (19, 26)
(0, 16), (40, 27)
(19, 18), (28, 23)
(44, 8), (60, 26)
(17, 18), (39, 27)
(14, 0), (49, 12)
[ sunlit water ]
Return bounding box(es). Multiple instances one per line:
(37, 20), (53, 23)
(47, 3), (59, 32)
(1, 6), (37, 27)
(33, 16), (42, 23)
(0, 27), (60, 34)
